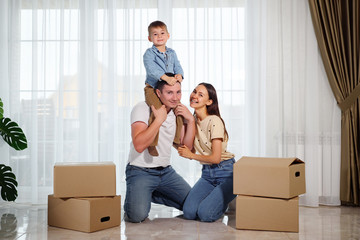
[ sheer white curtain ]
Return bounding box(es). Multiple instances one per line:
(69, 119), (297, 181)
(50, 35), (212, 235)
(0, 0), (246, 204)
(245, 0), (341, 206)
(1, 0), (341, 207)
(1, 0), (160, 204)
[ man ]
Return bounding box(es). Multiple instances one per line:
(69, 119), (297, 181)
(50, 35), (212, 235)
(124, 80), (195, 223)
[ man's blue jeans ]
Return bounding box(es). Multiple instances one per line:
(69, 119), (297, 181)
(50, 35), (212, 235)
(124, 164), (191, 223)
(183, 158), (236, 222)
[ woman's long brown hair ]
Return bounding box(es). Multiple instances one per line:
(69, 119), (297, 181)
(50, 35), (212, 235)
(198, 82), (229, 140)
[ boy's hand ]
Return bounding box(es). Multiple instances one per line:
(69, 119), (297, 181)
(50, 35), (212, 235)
(175, 74), (183, 82)
(161, 74), (177, 85)
(166, 77), (177, 85)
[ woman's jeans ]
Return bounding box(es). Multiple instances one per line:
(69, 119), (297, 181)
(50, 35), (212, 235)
(183, 158), (236, 222)
(124, 164), (191, 223)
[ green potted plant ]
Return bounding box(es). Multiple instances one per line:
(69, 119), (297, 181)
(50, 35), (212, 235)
(0, 98), (27, 201)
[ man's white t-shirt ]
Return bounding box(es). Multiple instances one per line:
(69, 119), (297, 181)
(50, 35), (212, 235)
(128, 101), (176, 168)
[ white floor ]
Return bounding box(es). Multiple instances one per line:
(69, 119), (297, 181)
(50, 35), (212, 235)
(0, 202), (360, 239)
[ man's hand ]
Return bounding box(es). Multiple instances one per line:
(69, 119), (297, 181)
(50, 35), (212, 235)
(175, 103), (195, 150)
(131, 105), (167, 153)
(174, 103), (194, 123)
(151, 105), (167, 124)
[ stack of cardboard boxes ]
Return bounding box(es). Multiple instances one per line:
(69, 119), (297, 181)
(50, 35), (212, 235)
(233, 157), (306, 232)
(48, 162), (121, 233)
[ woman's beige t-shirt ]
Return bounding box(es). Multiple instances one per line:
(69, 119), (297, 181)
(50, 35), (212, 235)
(194, 115), (235, 163)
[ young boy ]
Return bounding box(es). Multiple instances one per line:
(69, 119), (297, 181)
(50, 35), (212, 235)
(143, 20), (184, 156)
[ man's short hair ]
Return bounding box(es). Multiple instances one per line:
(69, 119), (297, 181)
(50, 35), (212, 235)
(148, 21), (168, 35)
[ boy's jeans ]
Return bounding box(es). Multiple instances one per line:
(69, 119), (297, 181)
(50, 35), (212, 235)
(183, 158), (236, 222)
(124, 164), (191, 223)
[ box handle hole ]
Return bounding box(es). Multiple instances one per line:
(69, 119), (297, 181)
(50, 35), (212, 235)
(101, 216), (110, 222)
(295, 171), (300, 177)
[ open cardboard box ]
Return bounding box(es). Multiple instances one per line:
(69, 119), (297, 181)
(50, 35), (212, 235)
(48, 195), (121, 233)
(233, 156), (305, 199)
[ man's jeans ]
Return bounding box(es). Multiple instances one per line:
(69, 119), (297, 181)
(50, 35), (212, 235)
(183, 158), (236, 222)
(124, 164), (191, 223)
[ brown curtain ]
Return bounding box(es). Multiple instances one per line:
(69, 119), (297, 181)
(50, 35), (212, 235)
(308, 0), (360, 206)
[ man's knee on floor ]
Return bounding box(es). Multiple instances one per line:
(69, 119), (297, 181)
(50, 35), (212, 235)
(124, 202), (149, 223)
(125, 210), (148, 223)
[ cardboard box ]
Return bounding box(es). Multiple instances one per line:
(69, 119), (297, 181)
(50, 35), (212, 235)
(53, 162), (116, 198)
(236, 195), (299, 232)
(48, 195), (121, 233)
(233, 156), (305, 199)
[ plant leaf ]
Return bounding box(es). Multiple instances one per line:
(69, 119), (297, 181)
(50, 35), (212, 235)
(0, 118), (27, 150)
(0, 164), (18, 201)
(0, 98), (3, 118)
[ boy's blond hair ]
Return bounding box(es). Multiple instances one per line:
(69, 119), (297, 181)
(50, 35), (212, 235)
(148, 21), (168, 35)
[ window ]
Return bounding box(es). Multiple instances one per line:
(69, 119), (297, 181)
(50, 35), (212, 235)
(8, 0), (245, 203)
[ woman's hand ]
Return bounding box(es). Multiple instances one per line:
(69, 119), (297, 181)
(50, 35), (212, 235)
(178, 145), (194, 159)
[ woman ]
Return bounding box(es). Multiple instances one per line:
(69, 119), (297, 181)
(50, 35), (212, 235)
(178, 82), (236, 222)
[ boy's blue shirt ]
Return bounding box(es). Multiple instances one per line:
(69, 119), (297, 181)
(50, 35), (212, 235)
(143, 45), (184, 88)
